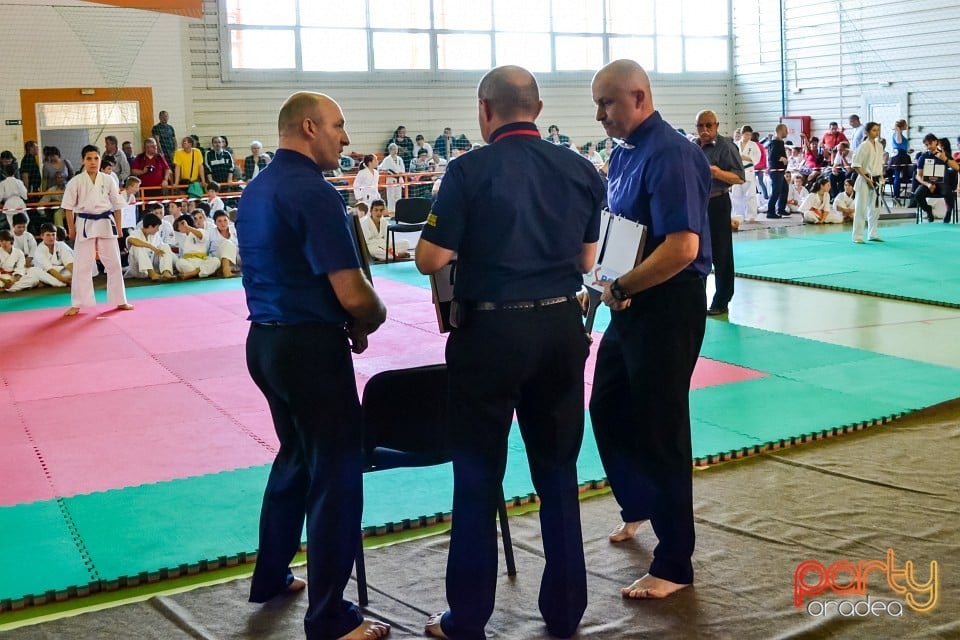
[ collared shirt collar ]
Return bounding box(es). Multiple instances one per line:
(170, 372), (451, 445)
(272, 148), (324, 175)
(619, 111), (667, 149)
(490, 121), (540, 144)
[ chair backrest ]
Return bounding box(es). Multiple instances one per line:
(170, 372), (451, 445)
(361, 364), (450, 457)
(393, 197), (431, 224)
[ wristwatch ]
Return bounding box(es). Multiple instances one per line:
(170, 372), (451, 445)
(610, 278), (629, 301)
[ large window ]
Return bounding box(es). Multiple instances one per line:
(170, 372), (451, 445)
(222, 0), (729, 76)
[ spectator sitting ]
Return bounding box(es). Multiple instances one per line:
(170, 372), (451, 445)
(0, 229), (41, 292)
(1, 163), (29, 230)
(41, 146), (74, 191)
(361, 199), (408, 261)
(545, 124), (570, 146)
(802, 176), (841, 224)
(125, 212), (175, 281)
(386, 126), (415, 166)
(1, 151), (20, 189)
(353, 154), (381, 207)
(785, 173), (809, 214)
(173, 136), (206, 191)
(37, 171), (68, 228)
(206, 182), (225, 214)
(205, 136), (236, 184)
(104, 136), (130, 183)
(408, 148), (436, 198)
(832, 178), (856, 222)
(434, 127), (456, 160)
(174, 213), (219, 279)
(243, 141), (272, 182)
(209, 209), (239, 277)
(582, 141), (604, 168)
(821, 122), (848, 151)
(413, 134), (432, 159)
(431, 151), (448, 173)
(599, 137), (615, 162)
(10, 213), (37, 266)
(131, 138), (172, 193)
(32, 222), (73, 287)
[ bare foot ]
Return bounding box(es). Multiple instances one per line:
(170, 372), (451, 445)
(337, 619), (390, 639)
(63, 307), (80, 317)
(286, 576), (306, 593)
(161, 271), (176, 281)
(608, 520), (646, 543)
(424, 613), (448, 639)
(622, 573), (690, 600)
(148, 270), (160, 281)
(117, 303), (135, 311)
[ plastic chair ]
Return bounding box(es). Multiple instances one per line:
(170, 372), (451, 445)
(387, 197), (430, 262)
(355, 364), (517, 607)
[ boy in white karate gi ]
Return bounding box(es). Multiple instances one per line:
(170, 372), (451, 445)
(0, 230), (41, 292)
(10, 213), (37, 267)
(208, 209), (239, 277)
(125, 212), (175, 281)
(174, 213), (219, 279)
(32, 223), (74, 287)
(63, 144), (134, 316)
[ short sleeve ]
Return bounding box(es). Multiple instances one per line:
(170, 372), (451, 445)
(649, 148), (708, 236)
(420, 161), (467, 251)
(299, 182), (360, 275)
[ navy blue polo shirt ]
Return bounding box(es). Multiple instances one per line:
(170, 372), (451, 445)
(237, 149), (360, 325)
(421, 122), (604, 302)
(607, 112), (712, 277)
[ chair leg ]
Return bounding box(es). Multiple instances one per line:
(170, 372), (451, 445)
(356, 533), (369, 607)
(498, 488), (517, 577)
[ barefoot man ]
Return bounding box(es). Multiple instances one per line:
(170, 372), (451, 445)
(588, 59), (712, 600)
(63, 144), (134, 316)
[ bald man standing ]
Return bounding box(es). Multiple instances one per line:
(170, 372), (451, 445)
(589, 60), (711, 600)
(237, 92), (389, 640)
(417, 66), (604, 639)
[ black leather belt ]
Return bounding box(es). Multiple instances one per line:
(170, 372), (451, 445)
(469, 295), (575, 311)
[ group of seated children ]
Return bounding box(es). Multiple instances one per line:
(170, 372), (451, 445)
(784, 171), (855, 224)
(0, 197), (239, 293)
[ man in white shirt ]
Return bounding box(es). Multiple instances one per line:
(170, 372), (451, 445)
(851, 122), (885, 243)
(63, 144), (134, 316)
(32, 223), (74, 287)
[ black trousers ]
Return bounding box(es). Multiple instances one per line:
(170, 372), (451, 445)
(439, 300), (589, 640)
(707, 195), (734, 310)
(768, 170), (787, 216)
(915, 184), (942, 215)
(246, 322), (364, 640)
(589, 275), (706, 585)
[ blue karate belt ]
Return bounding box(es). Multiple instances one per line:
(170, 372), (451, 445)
(77, 212), (117, 238)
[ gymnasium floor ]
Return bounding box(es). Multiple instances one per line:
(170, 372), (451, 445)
(1, 217), (958, 638)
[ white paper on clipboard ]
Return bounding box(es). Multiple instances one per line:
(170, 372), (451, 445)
(585, 210), (647, 291)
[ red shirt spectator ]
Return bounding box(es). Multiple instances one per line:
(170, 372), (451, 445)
(131, 138), (171, 189)
(821, 122), (849, 151)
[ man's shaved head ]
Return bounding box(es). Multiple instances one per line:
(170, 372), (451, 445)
(279, 92), (332, 137)
(478, 66), (541, 122)
(592, 59), (655, 140)
(277, 91), (350, 169)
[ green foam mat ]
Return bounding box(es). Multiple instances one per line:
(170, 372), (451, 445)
(735, 224), (960, 307)
(0, 501), (95, 607)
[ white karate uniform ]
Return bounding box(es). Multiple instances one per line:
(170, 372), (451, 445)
(13, 231), (38, 260)
(377, 155), (406, 211)
(0, 246), (40, 292)
(786, 185), (810, 214)
(175, 228), (220, 277)
(360, 213), (408, 261)
(851, 139), (885, 241)
(209, 224), (239, 267)
(801, 192), (842, 224)
(62, 171), (128, 308)
(31, 241), (74, 287)
(731, 139), (761, 222)
(832, 191), (855, 220)
(353, 168), (380, 207)
(125, 227), (174, 278)
(207, 196), (225, 214)
(1, 176), (29, 230)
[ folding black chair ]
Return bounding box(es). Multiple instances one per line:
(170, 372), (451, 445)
(356, 364), (517, 607)
(386, 197), (430, 262)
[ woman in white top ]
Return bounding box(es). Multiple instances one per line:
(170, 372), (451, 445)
(377, 144), (406, 211)
(801, 177), (841, 224)
(360, 199), (409, 261)
(352, 154), (381, 208)
(582, 141), (604, 168)
(62, 145), (132, 316)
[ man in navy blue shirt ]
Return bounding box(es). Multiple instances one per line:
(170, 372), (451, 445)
(416, 65), (604, 640)
(237, 92), (389, 640)
(589, 59), (711, 601)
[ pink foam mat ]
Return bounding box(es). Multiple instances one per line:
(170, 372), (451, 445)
(0, 281), (768, 507)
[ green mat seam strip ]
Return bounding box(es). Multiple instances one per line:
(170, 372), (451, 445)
(735, 272), (960, 309)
